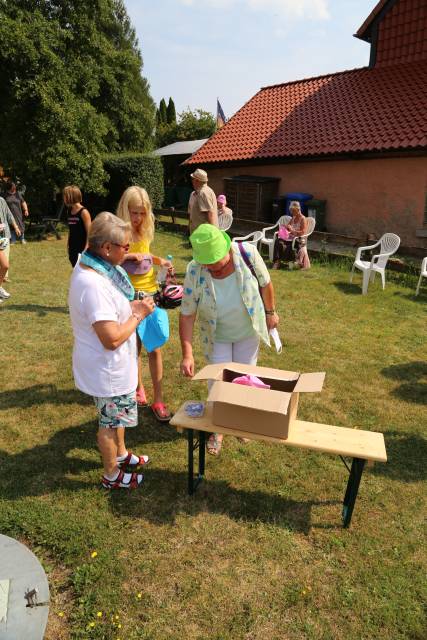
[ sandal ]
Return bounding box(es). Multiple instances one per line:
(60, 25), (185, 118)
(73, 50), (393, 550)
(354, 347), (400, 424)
(101, 469), (144, 490)
(136, 386), (147, 407)
(207, 433), (222, 456)
(150, 402), (172, 423)
(117, 452), (150, 468)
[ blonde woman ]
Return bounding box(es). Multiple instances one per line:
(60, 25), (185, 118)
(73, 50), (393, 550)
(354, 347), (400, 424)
(63, 185), (91, 267)
(116, 186), (173, 422)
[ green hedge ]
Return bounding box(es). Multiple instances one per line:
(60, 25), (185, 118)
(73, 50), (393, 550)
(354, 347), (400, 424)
(86, 153), (164, 215)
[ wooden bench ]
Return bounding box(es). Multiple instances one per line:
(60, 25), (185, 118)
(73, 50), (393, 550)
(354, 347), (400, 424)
(170, 402), (387, 528)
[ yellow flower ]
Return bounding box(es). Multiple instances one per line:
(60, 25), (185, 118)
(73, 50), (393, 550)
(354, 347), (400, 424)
(115, 614), (120, 620)
(117, 623), (122, 628)
(91, 551), (98, 558)
(89, 622), (95, 628)
(58, 612), (64, 618)
(97, 611), (103, 618)
(137, 592), (142, 599)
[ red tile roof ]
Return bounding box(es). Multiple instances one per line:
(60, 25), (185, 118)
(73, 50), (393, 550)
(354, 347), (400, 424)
(186, 61), (427, 165)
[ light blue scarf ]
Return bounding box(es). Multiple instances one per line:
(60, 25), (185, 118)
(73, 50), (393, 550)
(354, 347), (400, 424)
(80, 250), (135, 300)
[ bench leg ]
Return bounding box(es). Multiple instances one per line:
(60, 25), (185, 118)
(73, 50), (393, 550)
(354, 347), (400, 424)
(187, 429), (206, 495)
(342, 458), (366, 528)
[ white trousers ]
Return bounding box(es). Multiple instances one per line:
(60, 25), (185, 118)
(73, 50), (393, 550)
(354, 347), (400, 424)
(208, 335), (260, 390)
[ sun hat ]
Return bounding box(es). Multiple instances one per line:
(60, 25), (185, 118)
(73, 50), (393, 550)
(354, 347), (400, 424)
(190, 168), (208, 183)
(190, 224), (231, 264)
(217, 194), (226, 204)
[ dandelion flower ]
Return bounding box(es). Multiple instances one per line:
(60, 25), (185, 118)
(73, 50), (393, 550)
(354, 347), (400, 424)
(97, 611), (103, 618)
(137, 592), (142, 599)
(58, 612), (64, 618)
(89, 621), (95, 628)
(91, 551), (98, 559)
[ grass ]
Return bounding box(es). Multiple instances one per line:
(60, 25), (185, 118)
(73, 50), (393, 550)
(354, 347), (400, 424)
(0, 230), (426, 640)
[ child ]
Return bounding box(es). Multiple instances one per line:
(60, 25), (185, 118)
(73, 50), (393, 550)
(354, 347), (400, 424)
(116, 186), (172, 422)
(63, 185), (91, 267)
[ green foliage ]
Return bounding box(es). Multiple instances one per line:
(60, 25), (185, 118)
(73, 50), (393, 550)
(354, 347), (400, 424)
(167, 97), (177, 124)
(0, 0), (155, 213)
(155, 107), (216, 148)
(158, 98), (168, 125)
(102, 153), (164, 211)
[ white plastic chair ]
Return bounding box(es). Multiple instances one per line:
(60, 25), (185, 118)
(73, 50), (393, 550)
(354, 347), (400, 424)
(218, 211), (233, 232)
(415, 257), (427, 296)
(350, 233), (400, 295)
(291, 216), (316, 251)
(260, 215), (290, 261)
(233, 230), (263, 248)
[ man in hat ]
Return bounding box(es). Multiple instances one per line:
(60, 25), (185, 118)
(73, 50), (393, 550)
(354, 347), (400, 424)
(188, 168), (218, 234)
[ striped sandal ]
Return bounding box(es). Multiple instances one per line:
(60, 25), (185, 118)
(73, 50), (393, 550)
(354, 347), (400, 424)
(101, 469), (144, 490)
(117, 452), (150, 468)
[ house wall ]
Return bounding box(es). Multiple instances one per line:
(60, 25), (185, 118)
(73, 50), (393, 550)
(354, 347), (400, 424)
(206, 156), (427, 248)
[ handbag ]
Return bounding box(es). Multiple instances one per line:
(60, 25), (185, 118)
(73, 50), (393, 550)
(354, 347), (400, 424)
(136, 305), (169, 353)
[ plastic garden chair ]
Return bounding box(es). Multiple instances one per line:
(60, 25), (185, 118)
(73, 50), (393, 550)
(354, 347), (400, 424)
(291, 216), (316, 251)
(233, 230), (263, 248)
(218, 211), (233, 232)
(350, 233), (400, 295)
(415, 257), (427, 296)
(260, 215), (290, 261)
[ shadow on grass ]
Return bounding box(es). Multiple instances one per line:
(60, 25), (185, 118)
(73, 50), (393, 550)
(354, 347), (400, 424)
(0, 384), (91, 409)
(381, 361), (427, 405)
(108, 467), (341, 534)
(2, 303), (69, 316)
(393, 291), (427, 303)
(0, 419), (181, 501)
(333, 281), (361, 295)
(370, 431), (427, 483)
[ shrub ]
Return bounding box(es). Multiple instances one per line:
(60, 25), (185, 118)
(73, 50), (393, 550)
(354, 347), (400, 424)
(85, 154), (164, 215)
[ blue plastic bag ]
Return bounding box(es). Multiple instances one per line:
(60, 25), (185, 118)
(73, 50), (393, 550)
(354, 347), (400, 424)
(137, 306), (169, 353)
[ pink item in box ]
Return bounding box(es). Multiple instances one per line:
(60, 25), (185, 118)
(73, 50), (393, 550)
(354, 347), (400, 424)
(232, 374), (270, 389)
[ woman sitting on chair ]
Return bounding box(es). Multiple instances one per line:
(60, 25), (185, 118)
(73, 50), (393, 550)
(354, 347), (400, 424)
(272, 201), (310, 270)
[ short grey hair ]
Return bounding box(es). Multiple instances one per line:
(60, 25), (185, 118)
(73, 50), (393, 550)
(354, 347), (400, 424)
(88, 212), (130, 250)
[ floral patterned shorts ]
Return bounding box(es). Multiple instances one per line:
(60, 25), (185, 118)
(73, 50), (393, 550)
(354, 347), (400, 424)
(93, 392), (138, 429)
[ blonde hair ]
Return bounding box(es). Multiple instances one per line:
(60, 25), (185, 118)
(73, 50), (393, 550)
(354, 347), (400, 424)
(88, 212), (130, 250)
(116, 186), (155, 244)
(63, 185), (82, 206)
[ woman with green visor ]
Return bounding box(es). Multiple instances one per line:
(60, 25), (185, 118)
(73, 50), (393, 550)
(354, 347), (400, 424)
(179, 224), (279, 455)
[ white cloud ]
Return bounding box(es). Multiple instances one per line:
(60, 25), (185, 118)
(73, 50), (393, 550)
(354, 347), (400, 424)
(179, 0), (330, 20)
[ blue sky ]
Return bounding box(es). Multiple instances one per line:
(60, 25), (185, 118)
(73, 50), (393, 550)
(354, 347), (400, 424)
(124, 0), (377, 119)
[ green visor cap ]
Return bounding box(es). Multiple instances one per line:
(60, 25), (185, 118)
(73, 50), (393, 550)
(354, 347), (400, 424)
(190, 224), (232, 264)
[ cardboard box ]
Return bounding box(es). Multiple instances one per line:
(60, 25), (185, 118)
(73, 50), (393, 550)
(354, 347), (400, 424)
(193, 363), (325, 439)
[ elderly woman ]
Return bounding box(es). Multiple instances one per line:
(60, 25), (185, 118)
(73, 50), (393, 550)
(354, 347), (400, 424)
(272, 201), (310, 270)
(0, 196), (21, 300)
(180, 224), (279, 455)
(68, 212), (155, 489)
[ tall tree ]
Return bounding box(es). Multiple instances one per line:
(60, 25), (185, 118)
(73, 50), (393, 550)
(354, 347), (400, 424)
(0, 0), (155, 201)
(158, 99), (168, 125)
(155, 108), (216, 148)
(166, 97), (177, 125)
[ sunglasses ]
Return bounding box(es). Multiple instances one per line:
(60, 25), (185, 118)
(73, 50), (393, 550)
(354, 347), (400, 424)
(112, 243), (130, 251)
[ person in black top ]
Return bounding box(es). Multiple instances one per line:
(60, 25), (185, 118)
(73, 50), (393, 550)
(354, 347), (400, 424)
(63, 185), (91, 267)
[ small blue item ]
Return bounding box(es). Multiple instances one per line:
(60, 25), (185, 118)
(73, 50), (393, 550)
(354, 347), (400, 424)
(185, 402), (205, 418)
(137, 306), (169, 353)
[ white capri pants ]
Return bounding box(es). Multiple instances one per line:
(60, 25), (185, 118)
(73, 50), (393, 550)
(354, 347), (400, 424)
(208, 334), (260, 390)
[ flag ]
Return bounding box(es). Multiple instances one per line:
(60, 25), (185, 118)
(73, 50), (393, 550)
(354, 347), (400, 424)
(216, 99), (227, 129)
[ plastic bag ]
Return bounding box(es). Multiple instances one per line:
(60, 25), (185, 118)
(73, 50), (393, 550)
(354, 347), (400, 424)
(136, 305), (169, 353)
(232, 374), (270, 389)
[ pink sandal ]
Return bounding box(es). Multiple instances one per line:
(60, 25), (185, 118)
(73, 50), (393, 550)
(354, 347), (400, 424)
(150, 402), (172, 423)
(136, 386), (147, 407)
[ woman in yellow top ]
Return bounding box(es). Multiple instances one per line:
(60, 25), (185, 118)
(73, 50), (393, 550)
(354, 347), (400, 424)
(117, 186), (173, 421)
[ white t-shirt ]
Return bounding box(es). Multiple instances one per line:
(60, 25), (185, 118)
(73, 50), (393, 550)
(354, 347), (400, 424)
(68, 264), (137, 397)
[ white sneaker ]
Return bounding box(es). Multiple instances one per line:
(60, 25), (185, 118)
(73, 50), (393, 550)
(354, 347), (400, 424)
(0, 287), (11, 299)
(21, 239), (27, 244)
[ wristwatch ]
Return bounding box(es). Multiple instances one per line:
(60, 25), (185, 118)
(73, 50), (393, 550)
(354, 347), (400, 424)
(265, 309), (276, 315)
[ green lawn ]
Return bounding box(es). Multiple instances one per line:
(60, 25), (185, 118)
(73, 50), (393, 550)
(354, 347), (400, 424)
(0, 231), (426, 640)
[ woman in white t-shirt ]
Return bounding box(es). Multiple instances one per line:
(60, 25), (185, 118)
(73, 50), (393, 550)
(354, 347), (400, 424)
(68, 212), (155, 490)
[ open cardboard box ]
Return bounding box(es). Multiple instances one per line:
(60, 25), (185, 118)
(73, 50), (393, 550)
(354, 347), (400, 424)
(193, 363), (325, 439)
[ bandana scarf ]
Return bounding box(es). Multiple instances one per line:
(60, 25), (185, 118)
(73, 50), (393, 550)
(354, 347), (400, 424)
(80, 250), (135, 300)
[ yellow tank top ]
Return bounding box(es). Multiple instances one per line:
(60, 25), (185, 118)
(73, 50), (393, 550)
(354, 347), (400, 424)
(127, 239), (157, 293)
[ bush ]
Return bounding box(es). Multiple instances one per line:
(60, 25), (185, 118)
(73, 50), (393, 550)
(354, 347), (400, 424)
(85, 153), (164, 215)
